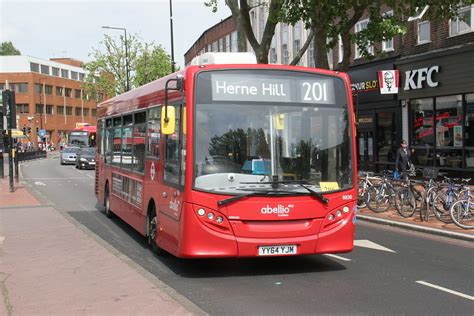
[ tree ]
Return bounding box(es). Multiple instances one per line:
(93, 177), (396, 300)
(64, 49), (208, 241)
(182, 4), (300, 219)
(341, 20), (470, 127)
(134, 44), (174, 87)
(0, 41), (21, 55)
(281, 0), (464, 71)
(83, 34), (174, 99)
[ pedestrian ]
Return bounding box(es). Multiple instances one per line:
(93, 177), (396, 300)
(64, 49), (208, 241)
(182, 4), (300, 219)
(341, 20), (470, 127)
(395, 140), (414, 179)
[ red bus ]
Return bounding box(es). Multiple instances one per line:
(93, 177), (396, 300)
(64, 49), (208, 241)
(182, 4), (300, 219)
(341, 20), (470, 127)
(95, 53), (357, 258)
(69, 125), (97, 147)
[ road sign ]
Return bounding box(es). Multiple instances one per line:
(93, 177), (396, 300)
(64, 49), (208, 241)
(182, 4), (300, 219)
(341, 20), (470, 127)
(39, 129), (46, 137)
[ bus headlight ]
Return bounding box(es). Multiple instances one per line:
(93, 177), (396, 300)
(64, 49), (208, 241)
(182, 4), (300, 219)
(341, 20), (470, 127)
(207, 212), (215, 220)
(197, 208), (206, 216)
(343, 206), (350, 213)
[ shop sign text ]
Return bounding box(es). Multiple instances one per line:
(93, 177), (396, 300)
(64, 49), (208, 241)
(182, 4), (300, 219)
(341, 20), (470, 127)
(404, 66), (440, 90)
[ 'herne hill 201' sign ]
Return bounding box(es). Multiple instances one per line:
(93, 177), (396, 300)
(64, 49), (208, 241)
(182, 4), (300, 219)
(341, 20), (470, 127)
(404, 66), (440, 90)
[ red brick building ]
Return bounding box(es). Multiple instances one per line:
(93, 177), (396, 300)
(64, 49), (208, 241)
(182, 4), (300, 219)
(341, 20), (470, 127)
(0, 55), (106, 147)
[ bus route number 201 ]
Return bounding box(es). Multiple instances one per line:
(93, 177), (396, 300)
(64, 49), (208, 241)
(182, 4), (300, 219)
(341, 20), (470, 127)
(302, 81), (328, 102)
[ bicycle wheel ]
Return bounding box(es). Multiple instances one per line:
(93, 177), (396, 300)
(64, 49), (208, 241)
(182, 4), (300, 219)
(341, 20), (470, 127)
(450, 200), (474, 229)
(432, 191), (454, 223)
(422, 189), (437, 222)
(357, 180), (367, 208)
(366, 185), (390, 213)
(395, 187), (416, 217)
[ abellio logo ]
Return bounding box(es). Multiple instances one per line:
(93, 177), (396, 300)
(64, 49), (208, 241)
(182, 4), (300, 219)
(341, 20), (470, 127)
(260, 204), (294, 217)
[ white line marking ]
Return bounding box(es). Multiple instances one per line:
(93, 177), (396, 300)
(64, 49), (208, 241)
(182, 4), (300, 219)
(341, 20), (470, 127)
(0, 236), (5, 244)
(416, 281), (474, 301)
(34, 181), (46, 186)
(323, 254), (351, 262)
(354, 239), (396, 253)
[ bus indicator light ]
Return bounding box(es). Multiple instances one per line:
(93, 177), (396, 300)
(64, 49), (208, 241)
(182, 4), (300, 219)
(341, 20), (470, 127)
(197, 208), (206, 216)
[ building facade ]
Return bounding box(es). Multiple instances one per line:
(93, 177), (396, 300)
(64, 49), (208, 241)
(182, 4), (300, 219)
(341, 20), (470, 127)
(0, 55), (103, 147)
(185, 4), (474, 177)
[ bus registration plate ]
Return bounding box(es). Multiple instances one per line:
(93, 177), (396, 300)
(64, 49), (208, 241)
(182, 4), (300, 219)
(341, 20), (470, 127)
(258, 245), (297, 256)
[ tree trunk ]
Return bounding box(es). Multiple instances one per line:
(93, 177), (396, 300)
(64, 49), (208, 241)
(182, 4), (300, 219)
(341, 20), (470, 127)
(290, 29), (314, 66)
(314, 26), (329, 69)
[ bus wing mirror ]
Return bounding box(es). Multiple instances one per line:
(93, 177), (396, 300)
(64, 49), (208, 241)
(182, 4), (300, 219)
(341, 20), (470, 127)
(182, 106), (186, 134)
(176, 75), (184, 90)
(161, 106), (176, 135)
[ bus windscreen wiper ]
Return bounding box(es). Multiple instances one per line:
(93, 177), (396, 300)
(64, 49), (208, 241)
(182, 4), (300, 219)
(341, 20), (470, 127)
(217, 189), (305, 207)
(239, 180), (329, 204)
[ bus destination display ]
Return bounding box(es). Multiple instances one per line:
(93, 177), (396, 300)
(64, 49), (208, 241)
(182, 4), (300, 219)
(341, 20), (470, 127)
(211, 73), (336, 104)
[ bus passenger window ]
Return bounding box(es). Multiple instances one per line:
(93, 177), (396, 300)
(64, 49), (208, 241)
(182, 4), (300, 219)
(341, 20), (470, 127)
(147, 107), (160, 159)
(133, 125), (146, 173)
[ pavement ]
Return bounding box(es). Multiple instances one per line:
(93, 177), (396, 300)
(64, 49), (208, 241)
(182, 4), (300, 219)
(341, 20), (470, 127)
(0, 160), (203, 315)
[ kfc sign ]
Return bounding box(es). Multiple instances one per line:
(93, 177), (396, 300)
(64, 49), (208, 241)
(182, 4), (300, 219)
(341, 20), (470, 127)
(378, 70), (399, 94)
(404, 66), (440, 90)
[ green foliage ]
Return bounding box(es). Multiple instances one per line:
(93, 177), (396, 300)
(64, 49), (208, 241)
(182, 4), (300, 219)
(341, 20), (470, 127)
(83, 34), (173, 99)
(0, 41), (21, 55)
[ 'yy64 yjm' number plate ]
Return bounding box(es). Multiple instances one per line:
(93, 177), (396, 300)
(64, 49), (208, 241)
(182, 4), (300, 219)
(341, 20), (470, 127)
(258, 245), (297, 256)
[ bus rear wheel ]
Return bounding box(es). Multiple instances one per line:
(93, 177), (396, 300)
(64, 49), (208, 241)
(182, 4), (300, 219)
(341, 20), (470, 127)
(147, 207), (163, 255)
(104, 184), (114, 218)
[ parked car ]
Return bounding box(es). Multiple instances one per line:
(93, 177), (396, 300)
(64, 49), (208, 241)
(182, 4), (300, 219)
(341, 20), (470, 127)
(75, 148), (96, 170)
(60, 147), (80, 165)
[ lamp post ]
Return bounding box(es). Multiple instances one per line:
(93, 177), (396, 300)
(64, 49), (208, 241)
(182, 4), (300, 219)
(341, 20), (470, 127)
(169, 0), (176, 72)
(102, 26), (130, 92)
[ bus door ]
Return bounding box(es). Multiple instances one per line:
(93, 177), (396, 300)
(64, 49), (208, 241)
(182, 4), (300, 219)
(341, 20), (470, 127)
(159, 103), (186, 247)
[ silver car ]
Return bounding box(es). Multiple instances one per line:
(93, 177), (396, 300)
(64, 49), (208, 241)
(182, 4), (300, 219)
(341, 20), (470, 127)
(60, 147), (80, 165)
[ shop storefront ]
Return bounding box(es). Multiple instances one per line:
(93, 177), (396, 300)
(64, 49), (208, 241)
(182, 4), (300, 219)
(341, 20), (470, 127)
(397, 44), (474, 178)
(348, 59), (401, 172)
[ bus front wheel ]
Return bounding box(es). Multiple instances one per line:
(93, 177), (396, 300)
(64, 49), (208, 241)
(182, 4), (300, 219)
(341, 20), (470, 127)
(147, 206), (163, 256)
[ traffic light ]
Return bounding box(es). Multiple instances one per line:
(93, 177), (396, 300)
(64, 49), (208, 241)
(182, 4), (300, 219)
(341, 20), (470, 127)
(36, 127), (39, 134)
(22, 126), (27, 135)
(27, 127), (31, 134)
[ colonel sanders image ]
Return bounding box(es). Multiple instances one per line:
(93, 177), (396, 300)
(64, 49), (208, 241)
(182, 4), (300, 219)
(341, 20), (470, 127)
(384, 71), (394, 92)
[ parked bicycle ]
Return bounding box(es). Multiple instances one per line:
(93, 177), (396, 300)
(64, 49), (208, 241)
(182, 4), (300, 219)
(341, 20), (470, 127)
(365, 171), (398, 213)
(449, 178), (473, 229)
(432, 176), (470, 223)
(357, 172), (378, 208)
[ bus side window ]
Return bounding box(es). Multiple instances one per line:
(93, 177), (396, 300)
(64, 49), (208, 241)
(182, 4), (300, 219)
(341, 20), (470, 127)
(147, 107), (160, 159)
(164, 104), (184, 186)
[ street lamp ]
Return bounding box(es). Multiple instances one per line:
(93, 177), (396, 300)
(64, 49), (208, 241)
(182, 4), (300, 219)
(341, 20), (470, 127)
(169, 0), (176, 72)
(102, 26), (130, 92)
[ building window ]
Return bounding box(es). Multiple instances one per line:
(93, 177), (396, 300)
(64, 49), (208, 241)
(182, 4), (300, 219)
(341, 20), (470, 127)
(92, 109), (97, 117)
(307, 39), (315, 67)
(71, 71), (78, 80)
(231, 31), (238, 52)
(225, 34), (231, 52)
(435, 95), (463, 168)
(258, 6), (265, 42)
(46, 104), (53, 115)
(79, 73), (85, 81)
(35, 104), (44, 114)
(45, 85), (52, 95)
(16, 104), (29, 114)
(75, 89), (82, 98)
(9, 83), (28, 94)
(293, 22), (302, 65)
(327, 38), (333, 70)
(450, 5), (474, 36)
(30, 63), (39, 72)
(66, 106), (73, 116)
(40, 64), (49, 75)
(61, 69), (69, 79)
(338, 35), (343, 63)
(83, 108), (89, 116)
(281, 44), (289, 64)
(382, 10), (394, 52)
(97, 93), (104, 102)
(57, 106), (64, 115)
(417, 21), (431, 44)
(280, 23), (289, 64)
(34, 84), (42, 94)
(218, 38), (224, 52)
(75, 107), (82, 116)
(355, 19), (373, 58)
(56, 87), (63, 96)
(52, 67), (59, 76)
(212, 41), (218, 52)
(65, 88), (72, 97)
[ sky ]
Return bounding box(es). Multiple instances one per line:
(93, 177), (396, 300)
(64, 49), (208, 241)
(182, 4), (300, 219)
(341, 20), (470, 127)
(0, 0), (230, 67)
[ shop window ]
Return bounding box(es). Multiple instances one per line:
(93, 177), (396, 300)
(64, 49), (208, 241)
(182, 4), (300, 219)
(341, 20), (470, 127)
(435, 96), (463, 168)
(417, 21), (431, 44)
(465, 94), (474, 168)
(410, 98), (434, 166)
(377, 112), (397, 162)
